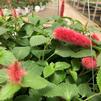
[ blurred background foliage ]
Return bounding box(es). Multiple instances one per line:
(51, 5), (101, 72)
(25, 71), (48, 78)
(0, 0), (50, 8)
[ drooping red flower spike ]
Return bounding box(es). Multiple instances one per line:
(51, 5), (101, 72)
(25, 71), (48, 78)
(53, 27), (92, 48)
(59, 0), (64, 17)
(91, 33), (101, 41)
(0, 8), (4, 17)
(11, 8), (19, 18)
(7, 61), (26, 84)
(81, 57), (97, 69)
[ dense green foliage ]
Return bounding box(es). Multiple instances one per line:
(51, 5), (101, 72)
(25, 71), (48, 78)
(0, 0), (50, 8)
(0, 15), (101, 101)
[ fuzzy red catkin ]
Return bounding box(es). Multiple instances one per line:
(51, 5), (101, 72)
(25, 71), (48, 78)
(91, 33), (101, 41)
(11, 8), (19, 17)
(0, 8), (4, 17)
(81, 57), (97, 69)
(7, 61), (26, 84)
(53, 27), (92, 48)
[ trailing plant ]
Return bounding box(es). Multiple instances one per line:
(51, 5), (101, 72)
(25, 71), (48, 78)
(0, 14), (101, 101)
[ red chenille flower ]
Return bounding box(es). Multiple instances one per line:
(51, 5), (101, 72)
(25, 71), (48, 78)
(7, 61), (26, 84)
(91, 33), (101, 41)
(11, 8), (19, 18)
(0, 8), (4, 17)
(60, 0), (64, 17)
(53, 27), (92, 48)
(81, 57), (97, 69)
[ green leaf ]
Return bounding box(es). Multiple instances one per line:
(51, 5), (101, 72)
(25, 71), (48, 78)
(59, 83), (79, 100)
(43, 63), (55, 78)
(69, 70), (78, 82)
(0, 69), (8, 84)
(12, 46), (30, 60)
(71, 59), (80, 71)
(16, 38), (29, 46)
(49, 71), (66, 84)
(52, 22), (63, 29)
(89, 94), (101, 101)
(88, 26), (101, 34)
(55, 47), (75, 57)
(17, 17), (24, 28)
(39, 84), (62, 97)
(78, 83), (92, 97)
(72, 49), (96, 58)
(14, 95), (35, 101)
(0, 27), (8, 35)
(97, 67), (101, 92)
(5, 99), (13, 101)
(22, 61), (43, 75)
(40, 83), (78, 100)
(25, 25), (34, 37)
(55, 62), (70, 71)
(70, 21), (83, 32)
(93, 46), (101, 52)
(29, 89), (41, 101)
(28, 15), (40, 25)
(31, 48), (51, 59)
(97, 53), (101, 67)
(55, 47), (96, 58)
(22, 73), (49, 89)
(33, 27), (44, 34)
(0, 47), (16, 66)
(30, 35), (48, 47)
(46, 97), (59, 101)
(37, 60), (48, 67)
(0, 83), (21, 101)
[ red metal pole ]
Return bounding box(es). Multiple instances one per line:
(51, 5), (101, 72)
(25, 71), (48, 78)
(59, 0), (65, 17)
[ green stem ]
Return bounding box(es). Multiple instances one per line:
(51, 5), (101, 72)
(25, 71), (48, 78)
(46, 53), (55, 61)
(42, 45), (46, 61)
(84, 93), (101, 101)
(79, 70), (91, 76)
(42, 38), (52, 61)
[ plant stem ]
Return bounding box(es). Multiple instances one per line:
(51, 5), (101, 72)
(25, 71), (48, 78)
(46, 53), (55, 61)
(42, 38), (52, 61)
(79, 70), (90, 76)
(84, 93), (101, 101)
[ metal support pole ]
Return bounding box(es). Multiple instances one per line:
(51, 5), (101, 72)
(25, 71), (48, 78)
(82, 0), (86, 14)
(58, 0), (59, 16)
(73, 0), (76, 7)
(76, 0), (80, 9)
(87, 0), (91, 20)
(93, 0), (99, 21)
